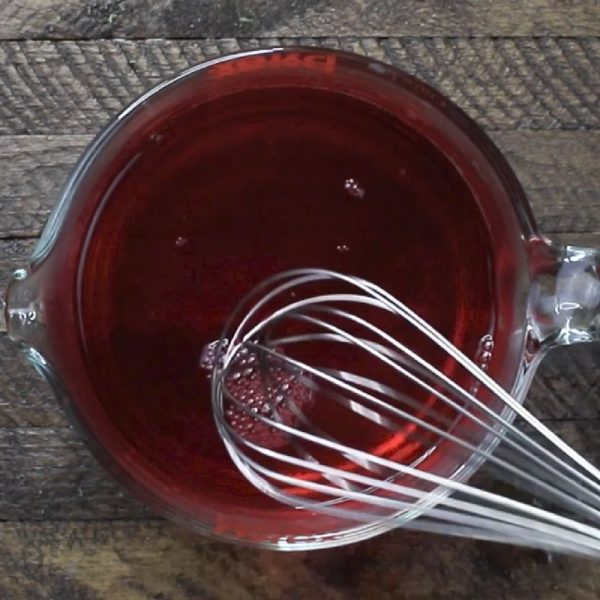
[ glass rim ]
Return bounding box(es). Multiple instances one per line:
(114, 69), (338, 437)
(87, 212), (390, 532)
(24, 45), (537, 550)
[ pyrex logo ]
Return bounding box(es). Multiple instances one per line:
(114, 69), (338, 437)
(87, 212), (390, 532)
(211, 52), (337, 78)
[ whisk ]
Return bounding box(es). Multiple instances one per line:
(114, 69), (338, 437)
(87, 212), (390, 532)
(211, 269), (600, 557)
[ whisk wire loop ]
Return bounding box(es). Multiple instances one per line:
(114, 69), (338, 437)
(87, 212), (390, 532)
(211, 269), (600, 557)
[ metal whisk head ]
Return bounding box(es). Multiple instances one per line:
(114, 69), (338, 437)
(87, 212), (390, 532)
(211, 269), (600, 557)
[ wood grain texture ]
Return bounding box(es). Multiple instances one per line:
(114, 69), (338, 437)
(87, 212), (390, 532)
(1, 37), (600, 135)
(2, 492), (600, 599)
(489, 131), (600, 234)
(0, 335), (63, 425)
(0, 136), (89, 239)
(3, 131), (600, 240)
(529, 343), (600, 421)
(0, 5), (599, 592)
(1, 0), (599, 40)
(0, 426), (150, 520)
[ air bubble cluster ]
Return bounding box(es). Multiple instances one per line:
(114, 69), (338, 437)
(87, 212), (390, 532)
(222, 349), (313, 449)
(199, 338), (228, 372)
(344, 178), (365, 199)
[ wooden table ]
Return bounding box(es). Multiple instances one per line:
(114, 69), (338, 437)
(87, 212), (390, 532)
(1, 1), (600, 598)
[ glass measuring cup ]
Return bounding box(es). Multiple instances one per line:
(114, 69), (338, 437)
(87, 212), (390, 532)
(4, 47), (600, 550)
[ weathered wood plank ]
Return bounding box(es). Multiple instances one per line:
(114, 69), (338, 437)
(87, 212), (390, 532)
(0, 38), (599, 135)
(2, 130), (600, 239)
(0, 334), (64, 426)
(1, 0), (599, 40)
(0, 136), (89, 239)
(0, 420), (599, 521)
(489, 132), (600, 234)
(0, 426), (150, 520)
(2, 460), (600, 599)
(528, 318), (600, 420)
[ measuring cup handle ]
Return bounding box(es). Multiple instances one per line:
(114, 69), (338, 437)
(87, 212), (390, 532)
(527, 236), (600, 348)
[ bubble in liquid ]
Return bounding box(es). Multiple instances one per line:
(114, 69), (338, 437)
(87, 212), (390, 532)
(474, 334), (494, 374)
(481, 334), (494, 352)
(344, 178), (365, 199)
(149, 131), (164, 143)
(336, 244), (350, 253)
(174, 236), (188, 249)
(222, 347), (314, 449)
(199, 338), (228, 370)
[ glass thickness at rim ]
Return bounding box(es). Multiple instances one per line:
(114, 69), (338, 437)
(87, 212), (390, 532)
(5, 46), (600, 551)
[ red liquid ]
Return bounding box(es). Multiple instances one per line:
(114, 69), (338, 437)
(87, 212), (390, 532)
(35, 50), (529, 541)
(80, 86), (493, 497)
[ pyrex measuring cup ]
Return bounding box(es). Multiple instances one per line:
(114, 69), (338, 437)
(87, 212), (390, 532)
(4, 47), (600, 550)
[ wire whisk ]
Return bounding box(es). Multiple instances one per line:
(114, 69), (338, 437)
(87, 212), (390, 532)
(211, 269), (600, 557)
